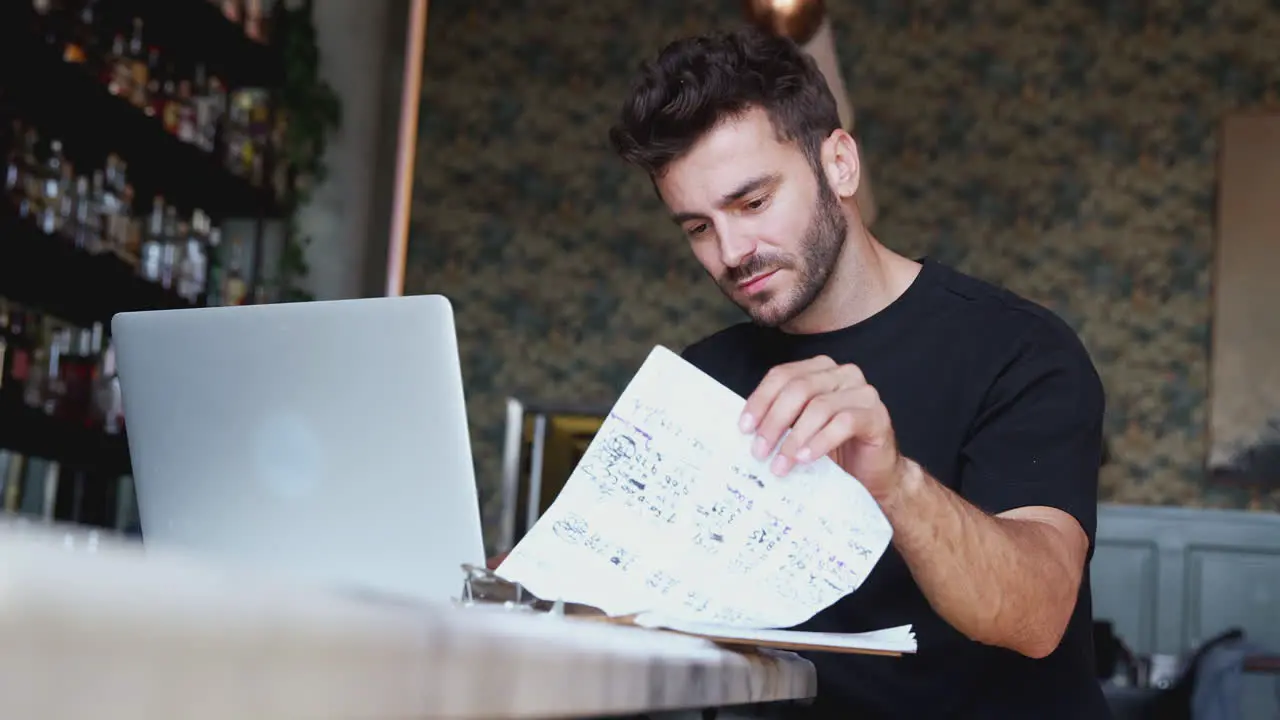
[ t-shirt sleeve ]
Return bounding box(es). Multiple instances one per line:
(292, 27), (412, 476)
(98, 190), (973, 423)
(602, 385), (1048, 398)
(957, 317), (1106, 544)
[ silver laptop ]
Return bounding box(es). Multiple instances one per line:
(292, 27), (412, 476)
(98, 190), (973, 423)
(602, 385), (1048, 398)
(111, 295), (486, 603)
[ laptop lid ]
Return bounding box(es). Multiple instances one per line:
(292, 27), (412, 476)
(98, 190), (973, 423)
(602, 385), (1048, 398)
(111, 295), (485, 603)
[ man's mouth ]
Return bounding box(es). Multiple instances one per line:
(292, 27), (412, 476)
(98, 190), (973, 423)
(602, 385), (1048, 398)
(737, 269), (779, 296)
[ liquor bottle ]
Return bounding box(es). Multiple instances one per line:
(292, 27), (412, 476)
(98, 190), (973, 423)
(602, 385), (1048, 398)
(106, 33), (131, 98)
(224, 91), (247, 178)
(222, 235), (249, 305)
(127, 19), (148, 109)
(31, 0), (58, 46)
(101, 153), (126, 250)
(200, 70), (229, 155)
(140, 47), (162, 115)
(88, 170), (108, 253)
(117, 182), (140, 265)
(30, 0), (52, 23)
(84, 323), (108, 431)
(38, 140), (66, 236)
(221, 0), (243, 24)
(138, 198), (162, 283)
(62, 0), (98, 66)
(205, 225), (224, 305)
(115, 474), (139, 534)
(155, 62), (181, 131)
(0, 450), (13, 513)
(192, 65), (216, 152)
(160, 204), (180, 289)
(1, 308), (32, 402)
(246, 90), (271, 186)
(52, 466), (86, 525)
(177, 210), (210, 302)
(23, 319), (50, 411)
(0, 303), (10, 399)
(3, 128), (23, 211)
(16, 456), (57, 520)
(18, 129), (41, 220)
(139, 196), (164, 283)
(94, 337), (124, 435)
(2, 450), (23, 513)
(55, 161), (75, 239)
(40, 327), (70, 416)
(244, 0), (264, 42)
(57, 328), (95, 425)
(176, 80), (198, 144)
(271, 109), (291, 198)
(86, 174), (108, 255)
(89, 322), (106, 422)
(71, 175), (94, 249)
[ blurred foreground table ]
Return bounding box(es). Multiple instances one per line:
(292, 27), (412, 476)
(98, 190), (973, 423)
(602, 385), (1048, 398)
(0, 520), (816, 719)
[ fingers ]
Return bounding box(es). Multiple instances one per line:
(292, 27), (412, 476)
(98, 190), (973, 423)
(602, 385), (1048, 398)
(741, 358), (869, 465)
(739, 355), (837, 435)
(773, 386), (883, 475)
(750, 366), (847, 460)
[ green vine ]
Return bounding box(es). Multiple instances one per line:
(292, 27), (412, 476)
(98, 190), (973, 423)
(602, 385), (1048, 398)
(271, 0), (341, 303)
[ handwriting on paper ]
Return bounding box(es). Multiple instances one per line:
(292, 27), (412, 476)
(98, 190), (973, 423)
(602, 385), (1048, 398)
(497, 346), (893, 629)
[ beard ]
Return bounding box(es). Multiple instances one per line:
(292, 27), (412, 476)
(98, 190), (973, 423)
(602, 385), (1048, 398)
(717, 180), (848, 328)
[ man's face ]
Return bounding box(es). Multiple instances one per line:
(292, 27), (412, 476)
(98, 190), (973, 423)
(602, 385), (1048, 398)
(655, 108), (848, 328)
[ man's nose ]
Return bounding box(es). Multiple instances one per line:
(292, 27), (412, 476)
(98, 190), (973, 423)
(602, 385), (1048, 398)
(718, 226), (756, 269)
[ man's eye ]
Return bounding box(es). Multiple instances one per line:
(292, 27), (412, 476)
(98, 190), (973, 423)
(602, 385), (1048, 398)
(688, 223), (709, 237)
(745, 196), (770, 211)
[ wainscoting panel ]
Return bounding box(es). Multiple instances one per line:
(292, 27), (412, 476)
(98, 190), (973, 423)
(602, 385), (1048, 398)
(1094, 504), (1280, 718)
(1091, 538), (1160, 655)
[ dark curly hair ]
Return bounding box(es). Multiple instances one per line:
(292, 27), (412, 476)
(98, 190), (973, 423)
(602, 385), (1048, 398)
(608, 27), (841, 179)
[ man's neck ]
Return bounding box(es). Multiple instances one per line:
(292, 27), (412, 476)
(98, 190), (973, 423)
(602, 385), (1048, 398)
(780, 231), (921, 335)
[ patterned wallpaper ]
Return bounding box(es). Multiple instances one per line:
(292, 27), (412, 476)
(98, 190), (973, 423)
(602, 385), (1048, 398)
(406, 0), (1280, 545)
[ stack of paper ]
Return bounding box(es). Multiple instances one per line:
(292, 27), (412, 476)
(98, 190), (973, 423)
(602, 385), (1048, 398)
(497, 346), (915, 655)
(636, 616), (917, 655)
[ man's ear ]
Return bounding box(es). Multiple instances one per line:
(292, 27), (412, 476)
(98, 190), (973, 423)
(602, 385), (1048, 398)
(822, 128), (861, 201)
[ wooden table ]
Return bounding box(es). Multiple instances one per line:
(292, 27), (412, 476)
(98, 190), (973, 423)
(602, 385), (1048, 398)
(0, 520), (816, 719)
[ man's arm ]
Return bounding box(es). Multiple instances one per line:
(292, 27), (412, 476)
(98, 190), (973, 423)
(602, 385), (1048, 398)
(900, 320), (1105, 658)
(882, 461), (1089, 659)
(746, 320), (1103, 660)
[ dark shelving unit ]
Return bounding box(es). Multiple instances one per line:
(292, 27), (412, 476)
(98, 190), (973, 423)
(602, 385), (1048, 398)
(0, 396), (130, 477)
(94, 0), (282, 89)
(0, 203), (196, 328)
(0, 0), (283, 526)
(0, 16), (276, 220)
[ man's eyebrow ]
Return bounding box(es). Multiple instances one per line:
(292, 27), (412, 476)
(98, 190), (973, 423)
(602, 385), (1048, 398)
(669, 173), (781, 225)
(720, 173), (780, 204)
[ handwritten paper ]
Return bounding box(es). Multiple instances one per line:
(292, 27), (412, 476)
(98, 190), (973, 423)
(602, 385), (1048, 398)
(497, 345), (894, 631)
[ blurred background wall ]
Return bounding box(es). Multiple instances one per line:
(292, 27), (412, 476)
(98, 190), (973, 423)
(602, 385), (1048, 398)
(406, 0), (1280, 534)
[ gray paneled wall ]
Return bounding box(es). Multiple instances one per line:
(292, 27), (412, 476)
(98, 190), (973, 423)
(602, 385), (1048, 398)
(1094, 504), (1280, 717)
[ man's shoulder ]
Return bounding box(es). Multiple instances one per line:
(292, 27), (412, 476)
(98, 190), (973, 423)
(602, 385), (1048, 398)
(930, 262), (1095, 369)
(927, 263), (1104, 419)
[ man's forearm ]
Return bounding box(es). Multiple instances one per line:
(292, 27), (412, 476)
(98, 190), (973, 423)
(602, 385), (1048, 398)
(880, 460), (1083, 658)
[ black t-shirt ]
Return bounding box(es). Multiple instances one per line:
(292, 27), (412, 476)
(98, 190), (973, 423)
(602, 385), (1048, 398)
(681, 259), (1110, 719)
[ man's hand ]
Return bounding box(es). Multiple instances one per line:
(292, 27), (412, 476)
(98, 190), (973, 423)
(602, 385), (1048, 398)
(739, 355), (905, 506)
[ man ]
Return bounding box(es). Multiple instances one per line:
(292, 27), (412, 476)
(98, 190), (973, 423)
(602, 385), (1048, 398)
(606, 27), (1109, 719)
